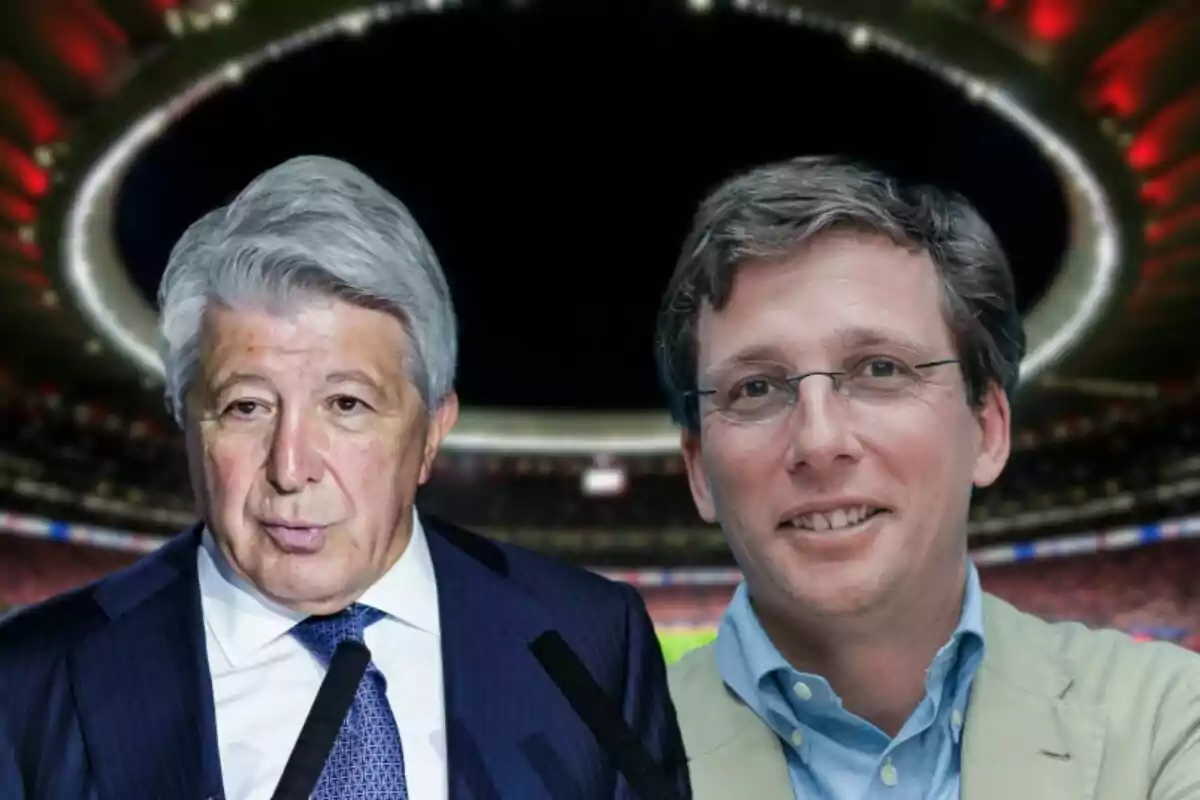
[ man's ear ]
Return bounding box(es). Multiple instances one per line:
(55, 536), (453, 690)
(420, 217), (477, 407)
(972, 383), (1011, 489)
(419, 392), (460, 485)
(681, 428), (717, 523)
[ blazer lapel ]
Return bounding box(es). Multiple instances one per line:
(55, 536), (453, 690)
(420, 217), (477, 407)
(961, 596), (1106, 800)
(687, 721), (793, 800)
(670, 645), (792, 800)
(70, 529), (224, 800)
(425, 521), (560, 800)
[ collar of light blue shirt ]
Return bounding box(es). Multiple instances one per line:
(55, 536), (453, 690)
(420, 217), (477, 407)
(716, 561), (986, 751)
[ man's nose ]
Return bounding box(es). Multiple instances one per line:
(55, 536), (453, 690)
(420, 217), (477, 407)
(266, 409), (326, 493)
(784, 377), (863, 472)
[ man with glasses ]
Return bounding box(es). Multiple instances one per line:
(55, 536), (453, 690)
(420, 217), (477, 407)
(658, 156), (1200, 799)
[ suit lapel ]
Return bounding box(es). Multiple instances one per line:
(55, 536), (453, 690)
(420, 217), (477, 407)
(426, 521), (559, 800)
(687, 720), (793, 800)
(670, 645), (792, 800)
(961, 597), (1106, 800)
(71, 529), (224, 800)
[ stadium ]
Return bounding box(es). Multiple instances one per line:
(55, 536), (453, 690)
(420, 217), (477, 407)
(1, 0), (1200, 669)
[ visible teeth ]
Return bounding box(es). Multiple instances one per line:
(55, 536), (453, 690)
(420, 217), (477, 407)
(790, 505), (876, 531)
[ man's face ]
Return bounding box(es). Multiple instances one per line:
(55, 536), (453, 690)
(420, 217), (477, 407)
(187, 297), (457, 615)
(682, 231), (1010, 624)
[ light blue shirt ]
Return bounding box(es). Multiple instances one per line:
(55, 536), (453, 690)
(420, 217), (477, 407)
(716, 564), (986, 800)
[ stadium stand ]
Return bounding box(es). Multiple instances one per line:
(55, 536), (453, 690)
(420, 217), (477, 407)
(4, 374), (1200, 651)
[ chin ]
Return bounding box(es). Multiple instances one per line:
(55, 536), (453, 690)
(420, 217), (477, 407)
(288, 595), (357, 616)
(803, 573), (893, 617)
(256, 563), (357, 613)
(267, 584), (353, 615)
(763, 556), (880, 611)
(803, 590), (880, 618)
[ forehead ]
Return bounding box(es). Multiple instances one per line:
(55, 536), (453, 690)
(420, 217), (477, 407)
(695, 231), (953, 369)
(199, 297), (408, 388)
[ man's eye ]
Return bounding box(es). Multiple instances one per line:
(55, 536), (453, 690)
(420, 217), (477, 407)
(224, 400), (265, 418)
(863, 358), (903, 378)
(331, 396), (369, 414)
(734, 378), (776, 398)
(722, 376), (788, 409)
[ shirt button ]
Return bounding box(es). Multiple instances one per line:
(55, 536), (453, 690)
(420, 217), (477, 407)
(880, 759), (898, 787)
(793, 681), (813, 700)
(951, 709), (964, 729)
(790, 729), (804, 747)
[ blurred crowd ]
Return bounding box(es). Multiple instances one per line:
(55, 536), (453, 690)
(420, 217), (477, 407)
(3, 374), (1200, 646)
(3, 532), (1199, 651)
(4, 376), (1200, 543)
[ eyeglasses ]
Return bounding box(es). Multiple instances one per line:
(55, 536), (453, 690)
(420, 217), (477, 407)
(687, 357), (961, 424)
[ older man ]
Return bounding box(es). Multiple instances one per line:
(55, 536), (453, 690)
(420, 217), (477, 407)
(0, 157), (689, 800)
(658, 156), (1200, 799)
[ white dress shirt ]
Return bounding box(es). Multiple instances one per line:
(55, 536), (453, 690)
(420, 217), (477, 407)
(198, 512), (446, 800)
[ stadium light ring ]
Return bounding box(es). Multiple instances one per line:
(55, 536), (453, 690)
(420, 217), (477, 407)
(62, 1), (1123, 455)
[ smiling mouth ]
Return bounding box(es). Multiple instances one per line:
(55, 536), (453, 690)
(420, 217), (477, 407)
(780, 506), (888, 533)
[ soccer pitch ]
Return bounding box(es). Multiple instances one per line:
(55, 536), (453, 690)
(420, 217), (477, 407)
(656, 627), (717, 664)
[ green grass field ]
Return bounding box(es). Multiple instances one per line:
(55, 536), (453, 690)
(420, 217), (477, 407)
(656, 627), (718, 664)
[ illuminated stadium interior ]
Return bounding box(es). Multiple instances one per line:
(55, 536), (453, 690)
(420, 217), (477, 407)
(53, 0), (1135, 452)
(111, 4), (1071, 419)
(1, 0), (1200, 655)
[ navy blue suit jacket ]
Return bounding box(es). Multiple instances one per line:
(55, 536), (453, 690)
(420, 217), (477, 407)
(0, 518), (690, 799)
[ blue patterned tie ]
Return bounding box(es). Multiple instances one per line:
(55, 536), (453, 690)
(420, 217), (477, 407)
(291, 603), (409, 799)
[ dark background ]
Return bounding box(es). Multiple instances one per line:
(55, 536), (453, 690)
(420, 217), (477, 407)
(114, 4), (1068, 410)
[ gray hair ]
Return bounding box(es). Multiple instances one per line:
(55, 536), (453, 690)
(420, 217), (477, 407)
(158, 155), (457, 424)
(656, 155), (1025, 430)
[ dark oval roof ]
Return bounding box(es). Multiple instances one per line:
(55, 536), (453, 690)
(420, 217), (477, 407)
(113, 6), (1066, 410)
(0, 0), (1195, 426)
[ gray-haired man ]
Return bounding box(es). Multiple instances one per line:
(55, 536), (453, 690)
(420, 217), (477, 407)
(0, 156), (689, 800)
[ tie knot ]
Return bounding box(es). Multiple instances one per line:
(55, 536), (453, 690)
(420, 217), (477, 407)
(292, 603), (386, 667)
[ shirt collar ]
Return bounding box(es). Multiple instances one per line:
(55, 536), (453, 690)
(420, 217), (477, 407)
(944, 561), (986, 742)
(716, 582), (787, 706)
(952, 560), (986, 664)
(716, 560), (987, 729)
(938, 559), (986, 694)
(198, 509), (439, 668)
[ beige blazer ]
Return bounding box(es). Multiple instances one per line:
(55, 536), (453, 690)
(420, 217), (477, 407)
(668, 594), (1200, 800)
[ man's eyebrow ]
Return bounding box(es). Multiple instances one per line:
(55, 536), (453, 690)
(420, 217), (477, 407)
(705, 345), (792, 377)
(209, 372), (271, 398)
(700, 327), (939, 383)
(325, 370), (385, 393)
(834, 326), (930, 354)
